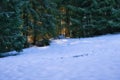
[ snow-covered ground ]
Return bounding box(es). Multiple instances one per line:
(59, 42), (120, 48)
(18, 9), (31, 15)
(0, 34), (120, 80)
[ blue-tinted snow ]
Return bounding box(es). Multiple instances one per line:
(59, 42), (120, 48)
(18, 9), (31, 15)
(0, 34), (120, 80)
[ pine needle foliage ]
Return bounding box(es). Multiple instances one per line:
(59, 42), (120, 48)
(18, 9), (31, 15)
(0, 0), (26, 53)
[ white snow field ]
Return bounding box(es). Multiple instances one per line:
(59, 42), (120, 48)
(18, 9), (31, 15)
(0, 34), (120, 80)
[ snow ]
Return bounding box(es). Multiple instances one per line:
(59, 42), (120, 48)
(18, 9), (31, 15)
(0, 34), (120, 80)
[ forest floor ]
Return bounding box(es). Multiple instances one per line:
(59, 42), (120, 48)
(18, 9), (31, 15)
(0, 34), (120, 80)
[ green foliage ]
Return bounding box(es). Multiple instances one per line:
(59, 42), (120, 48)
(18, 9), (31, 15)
(0, 12), (25, 53)
(0, 0), (120, 53)
(54, 0), (120, 38)
(0, 0), (26, 53)
(22, 0), (57, 45)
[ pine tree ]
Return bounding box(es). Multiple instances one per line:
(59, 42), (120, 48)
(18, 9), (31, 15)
(58, 0), (120, 37)
(21, 0), (57, 45)
(0, 0), (26, 53)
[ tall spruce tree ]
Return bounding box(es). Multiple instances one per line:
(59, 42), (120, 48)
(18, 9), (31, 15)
(0, 0), (26, 53)
(56, 0), (120, 37)
(0, 0), (120, 54)
(21, 0), (57, 45)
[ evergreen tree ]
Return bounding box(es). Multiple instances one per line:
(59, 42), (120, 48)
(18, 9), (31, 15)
(57, 0), (120, 37)
(21, 0), (57, 45)
(0, 0), (120, 54)
(0, 0), (26, 53)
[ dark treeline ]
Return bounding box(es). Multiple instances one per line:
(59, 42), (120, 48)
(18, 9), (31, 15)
(0, 0), (120, 53)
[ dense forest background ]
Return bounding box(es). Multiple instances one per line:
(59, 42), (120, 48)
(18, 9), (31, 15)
(0, 0), (120, 53)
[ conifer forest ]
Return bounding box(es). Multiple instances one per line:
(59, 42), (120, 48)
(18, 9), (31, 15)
(0, 0), (120, 53)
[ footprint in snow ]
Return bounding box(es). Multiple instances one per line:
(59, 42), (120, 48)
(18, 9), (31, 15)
(72, 54), (88, 58)
(60, 54), (88, 59)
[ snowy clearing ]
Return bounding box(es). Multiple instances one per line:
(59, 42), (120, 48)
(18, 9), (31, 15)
(0, 34), (120, 80)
